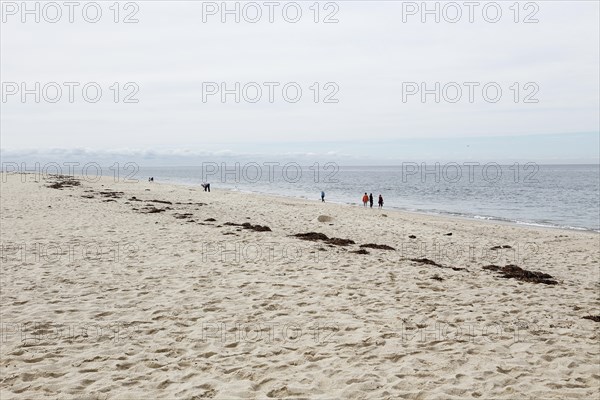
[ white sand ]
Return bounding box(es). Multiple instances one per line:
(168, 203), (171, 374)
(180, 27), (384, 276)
(1, 172), (599, 399)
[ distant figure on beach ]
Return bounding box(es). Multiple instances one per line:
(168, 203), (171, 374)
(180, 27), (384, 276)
(321, 191), (325, 202)
(202, 183), (210, 192)
(369, 193), (374, 208)
(362, 193), (369, 207)
(378, 194), (384, 208)
(148, 177), (154, 182)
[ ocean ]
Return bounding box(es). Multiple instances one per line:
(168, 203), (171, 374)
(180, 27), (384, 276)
(130, 163), (599, 232)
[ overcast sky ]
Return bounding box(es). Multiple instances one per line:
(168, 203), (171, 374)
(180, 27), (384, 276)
(1, 1), (599, 163)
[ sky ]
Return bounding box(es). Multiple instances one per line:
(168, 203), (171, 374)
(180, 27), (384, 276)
(1, 0), (599, 164)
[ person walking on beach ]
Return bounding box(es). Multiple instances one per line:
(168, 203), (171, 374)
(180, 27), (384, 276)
(321, 191), (325, 202)
(362, 193), (369, 207)
(378, 194), (384, 208)
(202, 183), (210, 192)
(369, 193), (374, 208)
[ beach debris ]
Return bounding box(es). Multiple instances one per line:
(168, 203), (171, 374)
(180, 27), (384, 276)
(411, 258), (443, 267)
(317, 215), (333, 222)
(173, 213), (193, 219)
(411, 258), (466, 272)
(224, 222), (271, 232)
(445, 233), (452, 236)
(491, 245), (513, 250)
(81, 194), (94, 199)
(147, 199), (173, 205)
(291, 232), (353, 246)
(98, 191), (124, 199)
(582, 315), (600, 322)
(293, 232), (329, 241)
(431, 274), (444, 281)
(351, 249), (369, 255)
(204, 218), (216, 222)
(326, 238), (355, 246)
(139, 206), (168, 214)
(46, 175), (81, 189)
(241, 222), (272, 232)
(103, 199), (116, 202)
(408, 235), (417, 239)
(129, 196), (143, 201)
(360, 243), (396, 251)
(482, 264), (558, 285)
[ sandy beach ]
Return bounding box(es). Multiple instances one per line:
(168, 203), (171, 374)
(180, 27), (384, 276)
(1, 172), (599, 399)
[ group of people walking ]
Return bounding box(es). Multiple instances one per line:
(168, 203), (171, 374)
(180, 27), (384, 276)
(362, 192), (383, 208)
(320, 191), (384, 208)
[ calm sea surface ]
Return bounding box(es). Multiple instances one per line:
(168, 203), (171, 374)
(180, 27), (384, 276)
(127, 164), (599, 232)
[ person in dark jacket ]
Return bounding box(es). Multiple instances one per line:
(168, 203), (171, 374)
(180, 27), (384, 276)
(369, 193), (374, 208)
(378, 194), (384, 208)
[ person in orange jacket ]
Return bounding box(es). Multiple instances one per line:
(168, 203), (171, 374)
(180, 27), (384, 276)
(362, 192), (369, 207)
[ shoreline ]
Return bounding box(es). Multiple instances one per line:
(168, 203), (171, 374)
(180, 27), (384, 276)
(4, 170), (599, 235)
(127, 175), (600, 235)
(4, 170), (599, 233)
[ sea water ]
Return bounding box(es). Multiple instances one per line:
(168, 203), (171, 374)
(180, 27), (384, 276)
(131, 164), (599, 232)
